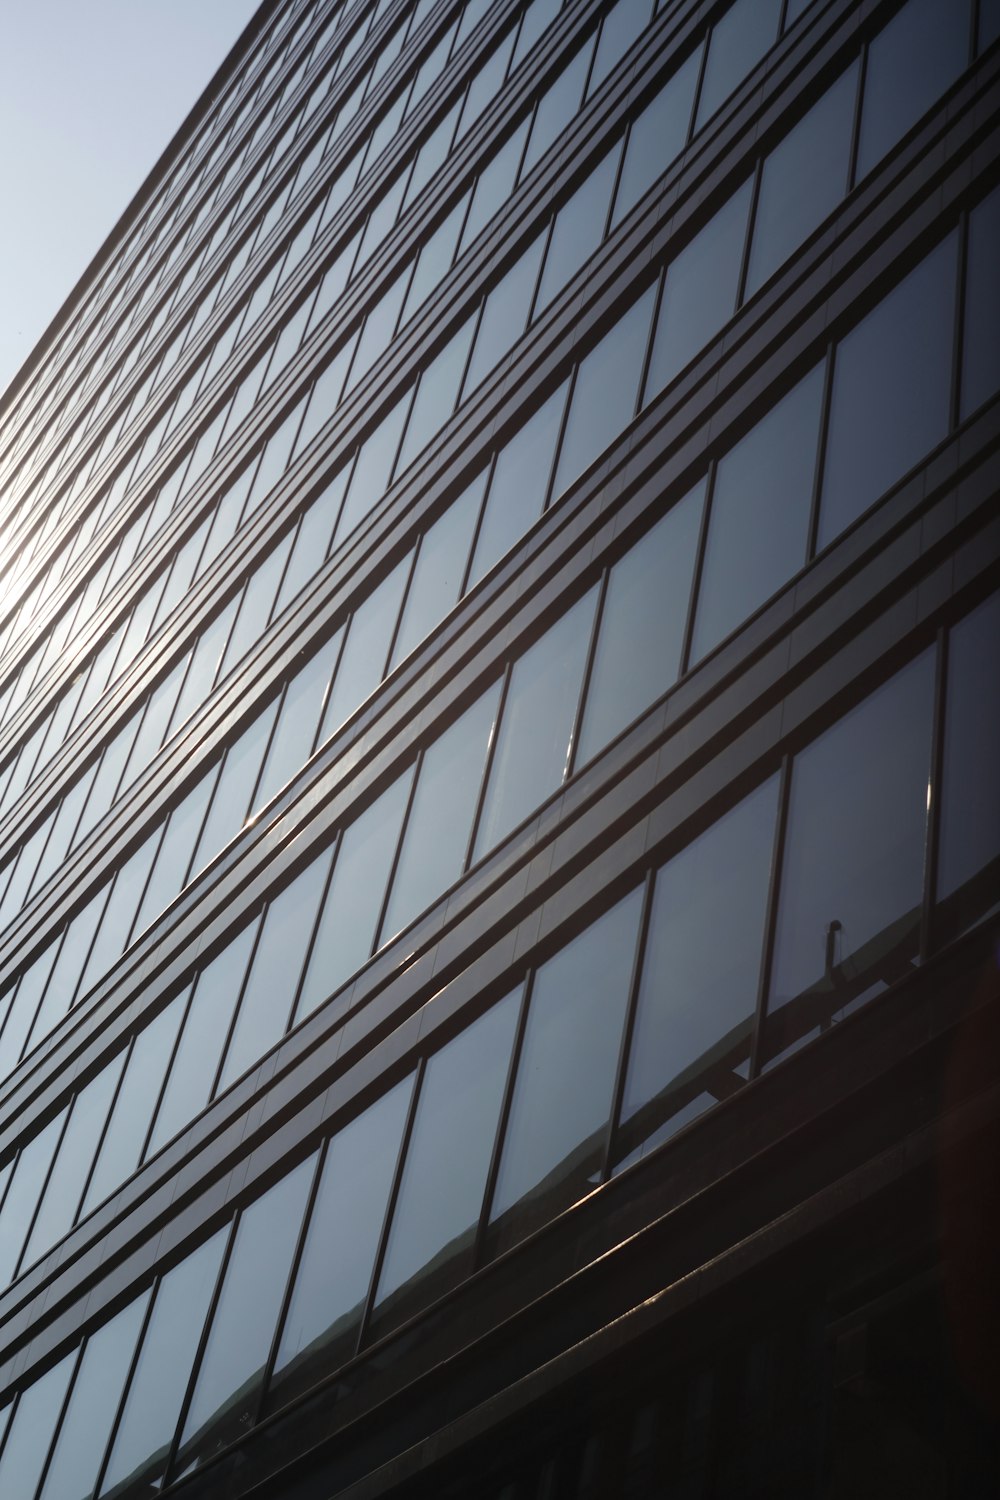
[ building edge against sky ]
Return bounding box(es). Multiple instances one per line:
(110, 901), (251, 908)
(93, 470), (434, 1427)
(0, 0), (997, 1495)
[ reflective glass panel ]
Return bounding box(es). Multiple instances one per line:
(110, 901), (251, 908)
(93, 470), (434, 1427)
(0, 1350), (76, 1498)
(695, 0), (783, 128)
(588, 0), (653, 95)
(252, 633), (341, 813)
(389, 473), (485, 669)
(0, 1108), (65, 1286)
(333, 392), (412, 543)
(459, 121), (528, 256)
(395, 315), (476, 475)
(521, 43), (591, 178)
(937, 592), (1000, 921)
(189, 699), (279, 877)
(534, 149), (619, 315)
(612, 46), (701, 226)
(856, 0), (970, 180)
(318, 557), (409, 742)
(463, 236), (545, 397)
(961, 184), (1000, 419)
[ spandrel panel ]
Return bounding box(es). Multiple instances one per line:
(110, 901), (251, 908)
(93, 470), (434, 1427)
(318, 556), (410, 743)
(611, 45), (701, 227)
(462, 235), (546, 398)
(856, 0), (970, 181)
(174, 1157), (317, 1475)
(691, 363), (825, 662)
(99, 1228), (228, 1498)
(467, 380), (569, 587)
(554, 284), (655, 494)
(766, 652), (934, 1068)
(578, 480), (704, 767)
(389, 472), (485, 670)
(0, 1349), (76, 1498)
(695, 0), (783, 129)
(0, 1107), (66, 1286)
(81, 990), (188, 1219)
(268, 1075), (414, 1411)
(818, 232), (957, 549)
(370, 989), (521, 1340)
(380, 681), (502, 944)
(961, 184), (1000, 419)
(616, 776), (780, 1171)
(395, 315), (477, 475)
(644, 178), (753, 401)
(474, 586), (599, 861)
(216, 850), (333, 1093)
(38, 1292), (151, 1500)
(937, 592), (1000, 919)
(487, 889), (644, 1256)
(533, 148), (619, 316)
(145, 922), (258, 1158)
(295, 769), (414, 1019)
(744, 63), (859, 299)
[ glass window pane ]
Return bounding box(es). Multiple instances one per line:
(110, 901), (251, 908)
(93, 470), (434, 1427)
(856, 0), (970, 180)
(345, 271), (409, 392)
(175, 1157), (316, 1474)
(130, 767), (218, 939)
(0, 1107), (66, 1286)
(612, 45), (701, 226)
(294, 334), (357, 455)
(695, 0), (783, 129)
(644, 179), (753, 401)
(937, 592), (1000, 922)
(463, 235), (545, 397)
(252, 633), (342, 814)
(168, 596), (239, 737)
(765, 653), (934, 1067)
(75, 831), (160, 998)
(296, 770), (415, 1019)
(403, 195), (468, 324)
(268, 1076), (414, 1410)
(39, 1293), (151, 1500)
(459, 120), (529, 257)
(0, 1350), (76, 1498)
(146, 924), (258, 1158)
(381, 682), (502, 942)
(389, 472), (485, 670)
(588, 0), (654, 95)
(692, 364), (824, 661)
(475, 587), (599, 860)
(487, 889), (643, 1255)
(370, 991), (520, 1339)
(554, 284), (655, 493)
(468, 380), (569, 587)
(961, 184), (1000, 419)
(396, 317), (477, 475)
(190, 699), (280, 878)
(333, 392), (412, 544)
(318, 557), (410, 743)
(534, 149), (619, 317)
(99, 1229), (228, 1497)
(216, 852), (333, 1093)
(578, 480), (704, 765)
(818, 232), (957, 548)
(616, 776), (780, 1170)
(218, 532), (294, 679)
(0, 936), (60, 1079)
(744, 63), (859, 299)
(273, 471), (351, 616)
(82, 992), (187, 1218)
(981, 0), (1000, 48)
(521, 43), (591, 178)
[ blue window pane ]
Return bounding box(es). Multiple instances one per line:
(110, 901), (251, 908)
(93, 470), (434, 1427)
(611, 45), (701, 226)
(189, 698), (279, 878)
(818, 232), (957, 548)
(0, 1107), (65, 1286)
(961, 184), (1000, 419)
(554, 284), (656, 494)
(332, 392), (412, 544)
(578, 480), (704, 766)
(459, 121), (528, 257)
(644, 179), (753, 400)
(765, 653), (934, 1068)
(521, 43), (591, 179)
(389, 473), (486, 670)
(588, 0), (655, 96)
(318, 557), (410, 743)
(692, 364), (824, 662)
(856, 0), (971, 180)
(403, 195), (468, 325)
(695, 0), (783, 130)
(534, 149), (619, 316)
(463, 235), (546, 397)
(744, 64), (859, 299)
(0, 1350), (77, 1498)
(981, 0), (1000, 48)
(616, 777), (779, 1169)
(251, 634), (342, 815)
(395, 315), (476, 474)
(937, 592), (1000, 920)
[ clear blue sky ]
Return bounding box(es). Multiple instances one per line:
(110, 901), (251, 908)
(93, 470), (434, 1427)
(0, 0), (262, 396)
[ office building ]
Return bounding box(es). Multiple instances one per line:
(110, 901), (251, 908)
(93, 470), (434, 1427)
(0, 0), (997, 1493)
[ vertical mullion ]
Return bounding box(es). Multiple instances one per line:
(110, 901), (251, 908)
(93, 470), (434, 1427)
(565, 565), (610, 781)
(309, 621), (350, 758)
(458, 450), (499, 599)
(805, 344), (836, 561)
(355, 1057), (426, 1353)
(735, 158), (764, 311)
(921, 627), (949, 963)
(472, 971), (533, 1269)
(288, 831), (342, 1031)
(544, 361), (581, 511)
(778, 0), (791, 35)
(382, 541), (422, 680)
(950, 210), (970, 433)
(846, 39), (868, 191)
(454, 290), (489, 413)
(636, 263), (667, 414)
(679, 457), (718, 676)
(524, 215), (557, 333)
(601, 870), (655, 1182)
(749, 754), (793, 1079)
(686, 29), (712, 143)
(462, 662), (512, 873)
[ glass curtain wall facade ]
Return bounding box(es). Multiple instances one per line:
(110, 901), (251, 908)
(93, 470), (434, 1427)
(0, 0), (997, 1495)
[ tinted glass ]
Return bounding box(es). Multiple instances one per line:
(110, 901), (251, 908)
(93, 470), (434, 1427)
(692, 364), (824, 661)
(381, 682), (501, 942)
(981, 0), (1000, 47)
(39, 1293), (151, 1500)
(475, 587), (598, 859)
(131, 769), (217, 939)
(616, 776), (780, 1169)
(611, 46), (701, 226)
(463, 236), (545, 397)
(189, 699), (279, 877)
(695, 0), (782, 129)
(395, 315), (476, 474)
(554, 285), (655, 493)
(856, 0), (970, 180)
(175, 1157), (316, 1473)
(459, 122), (527, 256)
(578, 480), (704, 765)
(370, 990), (520, 1339)
(318, 558), (409, 742)
(405, 196), (467, 321)
(588, 0), (653, 95)
(644, 179), (753, 400)
(345, 273), (409, 392)
(961, 185), (1000, 419)
(534, 149), (619, 315)
(765, 652), (934, 1067)
(252, 635), (341, 814)
(333, 392), (411, 543)
(99, 1229), (227, 1497)
(268, 1077), (414, 1409)
(218, 532), (293, 678)
(521, 45), (590, 178)
(937, 592), (1000, 917)
(744, 64), (858, 299)
(389, 473), (485, 669)
(0, 1350), (76, 1498)
(0, 1108), (65, 1285)
(487, 889), (643, 1255)
(818, 233), (957, 548)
